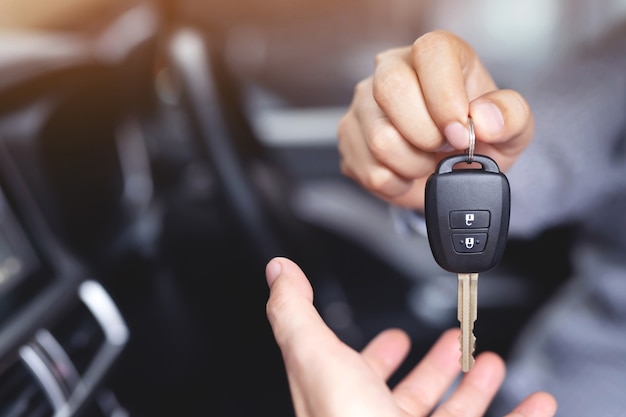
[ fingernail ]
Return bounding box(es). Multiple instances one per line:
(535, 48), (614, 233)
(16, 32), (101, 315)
(443, 122), (469, 150)
(473, 102), (504, 135)
(266, 258), (282, 287)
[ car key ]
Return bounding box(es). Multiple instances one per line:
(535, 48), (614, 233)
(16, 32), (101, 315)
(424, 124), (510, 371)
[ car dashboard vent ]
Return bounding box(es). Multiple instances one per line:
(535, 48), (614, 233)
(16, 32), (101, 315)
(0, 357), (55, 417)
(47, 301), (106, 379)
(0, 280), (128, 417)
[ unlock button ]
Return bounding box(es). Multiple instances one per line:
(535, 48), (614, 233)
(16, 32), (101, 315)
(452, 233), (487, 253)
(450, 210), (490, 229)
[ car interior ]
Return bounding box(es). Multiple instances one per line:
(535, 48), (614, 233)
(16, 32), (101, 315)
(0, 1), (620, 416)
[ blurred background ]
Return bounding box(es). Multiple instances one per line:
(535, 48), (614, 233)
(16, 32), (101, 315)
(4, 0), (626, 150)
(0, 1), (625, 416)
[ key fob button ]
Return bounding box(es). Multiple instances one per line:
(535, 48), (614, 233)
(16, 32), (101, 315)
(449, 210), (490, 229)
(452, 233), (487, 253)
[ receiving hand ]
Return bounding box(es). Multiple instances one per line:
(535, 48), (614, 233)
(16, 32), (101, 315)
(265, 257), (556, 417)
(337, 30), (534, 210)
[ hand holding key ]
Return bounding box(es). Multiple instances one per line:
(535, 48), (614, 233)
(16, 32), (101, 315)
(337, 29), (525, 374)
(337, 30), (533, 210)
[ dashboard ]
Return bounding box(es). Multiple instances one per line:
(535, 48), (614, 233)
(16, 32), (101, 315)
(0, 140), (128, 416)
(0, 7), (153, 417)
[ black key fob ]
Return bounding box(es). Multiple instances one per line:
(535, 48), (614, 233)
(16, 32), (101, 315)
(424, 154), (510, 273)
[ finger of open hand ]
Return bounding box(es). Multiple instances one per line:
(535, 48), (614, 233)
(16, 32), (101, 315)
(360, 328), (411, 381)
(265, 257), (339, 354)
(392, 328), (462, 415)
(432, 352), (506, 417)
(505, 392), (558, 417)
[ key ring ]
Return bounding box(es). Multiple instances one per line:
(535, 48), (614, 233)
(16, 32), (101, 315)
(466, 117), (475, 164)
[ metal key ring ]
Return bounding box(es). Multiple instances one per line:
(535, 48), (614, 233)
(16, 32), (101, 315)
(466, 117), (475, 164)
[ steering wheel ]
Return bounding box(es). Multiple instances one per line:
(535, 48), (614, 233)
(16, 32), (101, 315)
(166, 28), (338, 266)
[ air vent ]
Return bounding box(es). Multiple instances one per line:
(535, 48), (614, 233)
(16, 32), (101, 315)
(47, 301), (105, 377)
(0, 280), (128, 417)
(0, 357), (55, 417)
(45, 280), (128, 385)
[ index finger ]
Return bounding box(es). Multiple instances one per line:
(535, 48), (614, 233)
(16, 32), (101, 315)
(372, 46), (444, 151)
(412, 30), (497, 149)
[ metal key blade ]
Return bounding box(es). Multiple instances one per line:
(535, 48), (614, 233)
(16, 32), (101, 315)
(457, 273), (478, 372)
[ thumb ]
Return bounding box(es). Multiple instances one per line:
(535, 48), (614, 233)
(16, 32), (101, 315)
(469, 89), (533, 154)
(265, 257), (338, 351)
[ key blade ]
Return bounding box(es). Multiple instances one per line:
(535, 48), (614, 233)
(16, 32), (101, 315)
(458, 273), (478, 372)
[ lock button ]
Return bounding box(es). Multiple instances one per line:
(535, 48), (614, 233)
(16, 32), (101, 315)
(450, 211), (490, 229)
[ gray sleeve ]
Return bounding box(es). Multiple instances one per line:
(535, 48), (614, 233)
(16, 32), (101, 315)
(506, 24), (626, 238)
